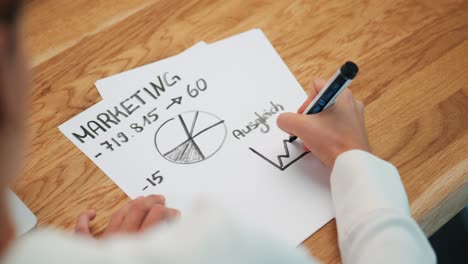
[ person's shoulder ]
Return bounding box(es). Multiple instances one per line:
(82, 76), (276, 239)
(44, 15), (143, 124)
(2, 206), (316, 264)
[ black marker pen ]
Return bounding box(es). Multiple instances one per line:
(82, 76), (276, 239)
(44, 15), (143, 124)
(288, 61), (359, 143)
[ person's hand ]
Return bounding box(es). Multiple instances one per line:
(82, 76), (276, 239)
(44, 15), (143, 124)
(75, 195), (180, 237)
(277, 78), (370, 167)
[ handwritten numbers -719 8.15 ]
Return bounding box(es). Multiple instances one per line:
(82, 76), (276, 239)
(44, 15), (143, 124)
(129, 107), (159, 133)
(96, 107), (159, 156)
(99, 132), (129, 152)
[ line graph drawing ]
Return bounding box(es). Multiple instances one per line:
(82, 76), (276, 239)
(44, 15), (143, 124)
(249, 140), (309, 171)
(155, 111), (227, 164)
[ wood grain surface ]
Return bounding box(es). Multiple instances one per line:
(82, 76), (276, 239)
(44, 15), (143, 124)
(13, 0), (468, 262)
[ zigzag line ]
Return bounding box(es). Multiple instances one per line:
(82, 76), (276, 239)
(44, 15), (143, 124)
(249, 139), (310, 171)
(276, 139), (291, 168)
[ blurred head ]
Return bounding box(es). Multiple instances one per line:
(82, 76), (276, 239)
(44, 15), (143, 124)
(0, 0), (27, 188)
(0, 0), (26, 254)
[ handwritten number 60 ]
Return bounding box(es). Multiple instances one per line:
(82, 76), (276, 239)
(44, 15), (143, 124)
(187, 78), (207, 98)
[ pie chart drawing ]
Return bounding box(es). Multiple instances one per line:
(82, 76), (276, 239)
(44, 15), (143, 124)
(154, 111), (227, 164)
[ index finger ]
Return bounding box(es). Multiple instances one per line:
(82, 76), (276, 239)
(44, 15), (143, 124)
(120, 195), (166, 232)
(140, 206), (180, 231)
(104, 195), (165, 234)
(297, 78), (328, 113)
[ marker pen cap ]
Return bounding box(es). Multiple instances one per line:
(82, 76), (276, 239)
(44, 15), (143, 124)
(340, 61), (359, 80)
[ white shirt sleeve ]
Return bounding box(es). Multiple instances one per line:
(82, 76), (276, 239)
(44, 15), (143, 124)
(331, 150), (436, 264)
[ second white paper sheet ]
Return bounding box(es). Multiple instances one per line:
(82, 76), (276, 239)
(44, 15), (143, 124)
(95, 41), (207, 99)
(60, 29), (333, 245)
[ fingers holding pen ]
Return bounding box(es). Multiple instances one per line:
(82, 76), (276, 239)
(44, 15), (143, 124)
(297, 78), (327, 114)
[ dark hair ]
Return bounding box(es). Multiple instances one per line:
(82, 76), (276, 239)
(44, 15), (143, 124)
(0, 1), (23, 130)
(0, 0), (22, 25)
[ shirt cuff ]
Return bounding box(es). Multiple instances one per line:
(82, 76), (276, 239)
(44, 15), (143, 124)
(330, 150), (410, 241)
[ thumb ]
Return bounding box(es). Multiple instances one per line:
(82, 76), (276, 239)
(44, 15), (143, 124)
(277, 112), (308, 136)
(75, 209), (96, 235)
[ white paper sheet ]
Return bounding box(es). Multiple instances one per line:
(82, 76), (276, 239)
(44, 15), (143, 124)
(60, 29), (333, 245)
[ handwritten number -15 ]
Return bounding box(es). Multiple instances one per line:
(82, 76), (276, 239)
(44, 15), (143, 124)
(147, 171), (163, 187)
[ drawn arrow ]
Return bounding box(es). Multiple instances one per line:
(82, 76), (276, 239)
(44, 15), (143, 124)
(166, 96), (183, 109)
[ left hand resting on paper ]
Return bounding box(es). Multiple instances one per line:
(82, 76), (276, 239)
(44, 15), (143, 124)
(75, 195), (180, 237)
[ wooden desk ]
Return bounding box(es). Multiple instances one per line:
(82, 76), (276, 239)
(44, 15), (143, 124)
(15, 0), (467, 262)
